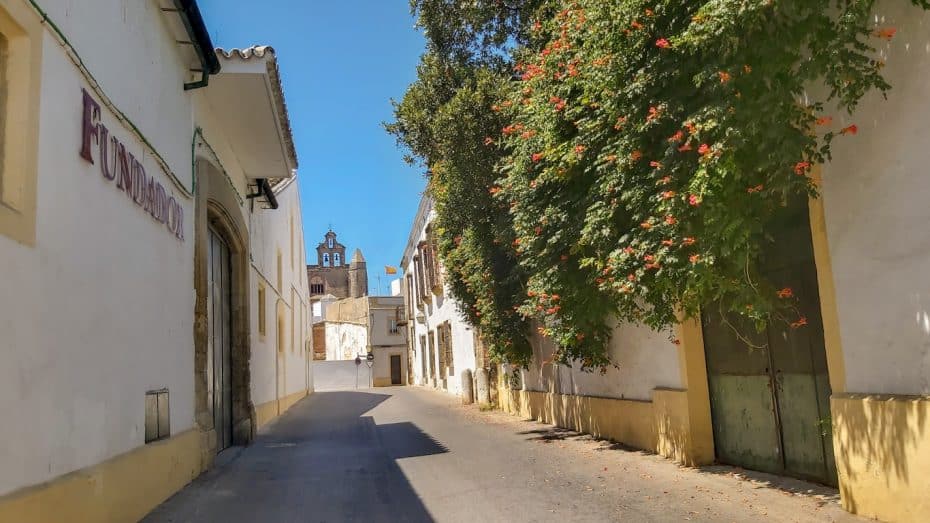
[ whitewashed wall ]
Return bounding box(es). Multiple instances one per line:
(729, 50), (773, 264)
(402, 201), (478, 396)
(325, 322), (368, 361)
(0, 1), (195, 497)
(819, 2), (930, 395)
(248, 180), (312, 406)
(521, 322), (682, 401)
(38, 0), (194, 192)
(369, 297), (406, 348)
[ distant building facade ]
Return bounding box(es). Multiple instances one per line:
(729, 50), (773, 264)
(312, 296), (408, 386)
(400, 196), (481, 395)
(306, 230), (368, 300)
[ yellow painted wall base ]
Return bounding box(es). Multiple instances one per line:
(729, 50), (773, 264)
(498, 387), (710, 465)
(373, 377), (394, 387)
(832, 394), (930, 523)
(254, 389), (310, 431)
(0, 429), (202, 523)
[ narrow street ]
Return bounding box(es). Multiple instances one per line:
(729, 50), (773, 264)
(144, 388), (859, 523)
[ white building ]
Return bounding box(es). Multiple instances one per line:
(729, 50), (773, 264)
(0, 2), (311, 520)
(400, 196), (478, 395)
(246, 172), (313, 431)
(313, 296), (407, 387)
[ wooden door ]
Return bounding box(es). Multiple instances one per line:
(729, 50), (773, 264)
(702, 202), (836, 485)
(390, 355), (402, 385)
(208, 227), (233, 452)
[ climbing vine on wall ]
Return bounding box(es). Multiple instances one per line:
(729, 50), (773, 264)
(392, 0), (928, 369)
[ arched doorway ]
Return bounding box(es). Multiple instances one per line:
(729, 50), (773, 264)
(207, 225), (233, 451)
(193, 157), (254, 459)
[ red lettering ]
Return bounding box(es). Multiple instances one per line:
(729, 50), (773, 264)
(166, 197), (176, 234)
(143, 177), (155, 215)
(98, 125), (116, 181)
(80, 89), (100, 163)
(116, 147), (132, 194)
(155, 184), (168, 223)
(174, 202), (184, 241)
(81, 91), (183, 242)
(131, 159), (146, 205)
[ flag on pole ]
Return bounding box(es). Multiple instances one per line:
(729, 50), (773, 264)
(385, 265), (398, 275)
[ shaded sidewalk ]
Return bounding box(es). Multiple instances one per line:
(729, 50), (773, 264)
(143, 391), (444, 523)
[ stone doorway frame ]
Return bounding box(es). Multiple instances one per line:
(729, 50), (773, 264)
(193, 158), (254, 467)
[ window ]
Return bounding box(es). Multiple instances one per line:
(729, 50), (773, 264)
(420, 335), (428, 382)
(388, 318), (399, 335)
(0, 8), (41, 245)
(405, 274), (415, 318)
(328, 237), (334, 248)
(334, 252), (341, 267)
(258, 285), (266, 336)
(414, 253), (426, 305)
(428, 331), (436, 381)
(277, 305), (286, 353)
(438, 322), (454, 377)
(322, 252), (330, 267)
(310, 283), (324, 294)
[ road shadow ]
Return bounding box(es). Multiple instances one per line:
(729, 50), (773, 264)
(515, 418), (843, 505)
(517, 425), (653, 456)
(695, 465), (842, 501)
(143, 391), (443, 523)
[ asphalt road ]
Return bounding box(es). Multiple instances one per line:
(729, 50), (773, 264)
(143, 387), (861, 523)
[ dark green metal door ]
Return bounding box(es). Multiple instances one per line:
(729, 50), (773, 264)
(702, 203), (836, 485)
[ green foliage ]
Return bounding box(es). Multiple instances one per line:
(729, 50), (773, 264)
(387, 56), (534, 366)
(393, 0), (925, 370)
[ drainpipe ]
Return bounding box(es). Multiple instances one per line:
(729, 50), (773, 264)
(260, 179), (279, 210)
(170, 0), (221, 90)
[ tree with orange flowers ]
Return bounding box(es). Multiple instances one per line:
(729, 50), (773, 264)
(391, 0), (928, 369)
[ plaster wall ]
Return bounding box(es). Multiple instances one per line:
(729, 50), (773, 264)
(0, 2), (196, 496)
(247, 181), (312, 406)
(521, 322), (682, 402)
(401, 203), (477, 396)
(372, 347), (408, 387)
(818, 2), (930, 395)
(37, 0), (195, 192)
(325, 322), (368, 361)
(369, 296), (405, 348)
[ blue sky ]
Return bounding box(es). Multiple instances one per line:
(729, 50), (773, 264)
(199, 1), (427, 295)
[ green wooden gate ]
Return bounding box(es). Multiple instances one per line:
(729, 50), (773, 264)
(702, 203), (837, 485)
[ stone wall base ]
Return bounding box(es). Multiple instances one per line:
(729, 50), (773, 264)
(254, 389), (310, 431)
(0, 429), (202, 523)
(498, 387), (712, 466)
(832, 394), (930, 523)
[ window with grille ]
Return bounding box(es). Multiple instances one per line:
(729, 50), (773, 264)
(428, 331), (436, 380)
(420, 335), (427, 381)
(442, 323), (454, 376)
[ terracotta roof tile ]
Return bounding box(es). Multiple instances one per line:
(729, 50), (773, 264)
(215, 46), (299, 172)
